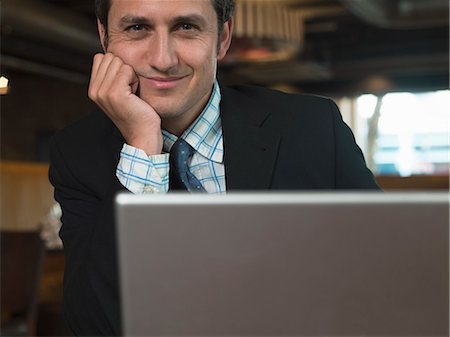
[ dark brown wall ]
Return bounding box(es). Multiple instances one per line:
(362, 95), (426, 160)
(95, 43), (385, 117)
(1, 71), (95, 162)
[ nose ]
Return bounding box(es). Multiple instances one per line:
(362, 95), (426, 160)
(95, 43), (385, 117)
(147, 31), (178, 73)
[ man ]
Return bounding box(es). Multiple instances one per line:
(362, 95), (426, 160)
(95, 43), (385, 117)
(49, 0), (379, 335)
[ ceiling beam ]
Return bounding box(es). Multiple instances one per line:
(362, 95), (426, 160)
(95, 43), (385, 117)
(2, 0), (100, 54)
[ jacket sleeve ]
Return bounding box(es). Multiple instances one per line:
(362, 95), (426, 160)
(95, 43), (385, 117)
(49, 136), (122, 336)
(328, 99), (381, 190)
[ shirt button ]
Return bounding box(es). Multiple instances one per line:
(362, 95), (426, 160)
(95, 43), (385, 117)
(143, 185), (156, 194)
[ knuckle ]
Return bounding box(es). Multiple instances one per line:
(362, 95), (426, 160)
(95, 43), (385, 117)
(87, 89), (94, 100)
(104, 52), (114, 60)
(118, 64), (136, 80)
(88, 85), (98, 100)
(119, 64), (132, 75)
(93, 53), (104, 62)
(122, 63), (133, 72)
(96, 87), (108, 100)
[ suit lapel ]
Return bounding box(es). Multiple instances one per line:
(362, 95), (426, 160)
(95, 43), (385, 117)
(220, 86), (281, 190)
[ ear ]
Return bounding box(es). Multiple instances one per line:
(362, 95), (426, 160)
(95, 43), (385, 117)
(217, 17), (233, 60)
(97, 18), (108, 52)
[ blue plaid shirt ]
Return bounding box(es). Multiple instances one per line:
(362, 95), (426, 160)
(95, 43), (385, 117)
(116, 81), (226, 194)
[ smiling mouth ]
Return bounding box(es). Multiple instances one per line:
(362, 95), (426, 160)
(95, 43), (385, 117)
(142, 76), (188, 90)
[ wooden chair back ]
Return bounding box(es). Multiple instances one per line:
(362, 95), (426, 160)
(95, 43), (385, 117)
(1, 230), (45, 336)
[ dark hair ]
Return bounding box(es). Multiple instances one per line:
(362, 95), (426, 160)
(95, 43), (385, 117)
(211, 0), (235, 33)
(95, 0), (235, 35)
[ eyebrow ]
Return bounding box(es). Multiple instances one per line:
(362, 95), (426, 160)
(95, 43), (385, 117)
(170, 14), (208, 27)
(119, 16), (151, 27)
(118, 14), (208, 28)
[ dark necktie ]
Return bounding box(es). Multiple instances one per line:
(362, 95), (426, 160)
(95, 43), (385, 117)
(169, 138), (206, 192)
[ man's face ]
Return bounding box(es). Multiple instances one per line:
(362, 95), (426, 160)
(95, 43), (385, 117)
(99, 0), (232, 130)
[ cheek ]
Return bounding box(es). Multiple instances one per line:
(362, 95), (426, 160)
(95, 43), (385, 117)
(181, 42), (217, 75)
(107, 38), (146, 67)
(119, 52), (139, 67)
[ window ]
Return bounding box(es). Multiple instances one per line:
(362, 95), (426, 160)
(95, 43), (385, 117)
(354, 90), (449, 176)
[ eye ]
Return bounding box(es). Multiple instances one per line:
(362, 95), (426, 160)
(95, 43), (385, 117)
(177, 23), (197, 32)
(126, 24), (146, 32)
(181, 23), (193, 30)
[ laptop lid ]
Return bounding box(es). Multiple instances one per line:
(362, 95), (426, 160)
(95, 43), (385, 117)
(115, 192), (449, 336)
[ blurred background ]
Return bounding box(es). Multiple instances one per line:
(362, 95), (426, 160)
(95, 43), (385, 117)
(0, 0), (449, 335)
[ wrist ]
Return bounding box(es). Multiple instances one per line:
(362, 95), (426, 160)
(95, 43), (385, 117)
(126, 128), (163, 156)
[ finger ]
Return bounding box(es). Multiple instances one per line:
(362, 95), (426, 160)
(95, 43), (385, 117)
(119, 64), (139, 95)
(97, 60), (140, 120)
(93, 61), (121, 116)
(99, 57), (126, 94)
(90, 53), (105, 82)
(130, 74), (139, 95)
(89, 53), (117, 101)
(92, 53), (116, 89)
(101, 58), (138, 98)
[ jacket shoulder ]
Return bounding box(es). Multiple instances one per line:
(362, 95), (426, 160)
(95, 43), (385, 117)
(225, 84), (333, 105)
(53, 110), (116, 146)
(222, 84), (336, 120)
(49, 110), (123, 194)
(221, 84), (338, 127)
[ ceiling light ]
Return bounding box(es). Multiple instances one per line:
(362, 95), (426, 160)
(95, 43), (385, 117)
(0, 76), (9, 95)
(224, 0), (303, 64)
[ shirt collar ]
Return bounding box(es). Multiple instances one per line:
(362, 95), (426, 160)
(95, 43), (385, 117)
(162, 80), (223, 163)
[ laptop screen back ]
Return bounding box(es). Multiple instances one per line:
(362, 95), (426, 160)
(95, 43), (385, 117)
(115, 192), (449, 336)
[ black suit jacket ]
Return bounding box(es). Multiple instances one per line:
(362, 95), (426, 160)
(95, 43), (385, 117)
(49, 84), (379, 336)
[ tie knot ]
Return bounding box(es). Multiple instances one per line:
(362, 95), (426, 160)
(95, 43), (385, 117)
(169, 138), (206, 192)
(170, 138), (194, 167)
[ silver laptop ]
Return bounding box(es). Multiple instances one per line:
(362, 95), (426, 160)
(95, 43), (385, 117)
(115, 192), (449, 337)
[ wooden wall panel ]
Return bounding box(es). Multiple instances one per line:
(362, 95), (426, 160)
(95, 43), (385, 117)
(0, 162), (54, 230)
(376, 175), (449, 191)
(0, 160), (447, 230)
